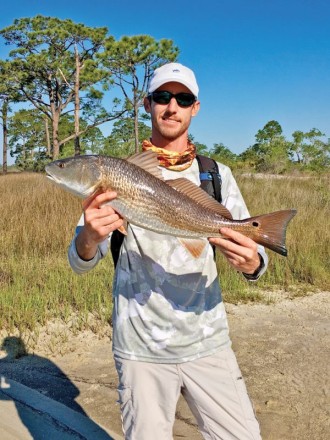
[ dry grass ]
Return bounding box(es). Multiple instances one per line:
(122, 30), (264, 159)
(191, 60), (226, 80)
(220, 173), (330, 302)
(0, 173), (114, 332)
(0, 171), (329, 331)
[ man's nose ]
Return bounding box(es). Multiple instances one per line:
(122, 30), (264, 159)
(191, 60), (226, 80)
(166, 97), (179, 111)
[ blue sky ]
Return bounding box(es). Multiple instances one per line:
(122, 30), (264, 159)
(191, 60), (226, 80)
(1, 0), (329, 162)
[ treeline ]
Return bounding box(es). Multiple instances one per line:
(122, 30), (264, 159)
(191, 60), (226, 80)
(196, 120), (330, 174)
(0, 16), (329, 174)
(0, 15), (177, 172)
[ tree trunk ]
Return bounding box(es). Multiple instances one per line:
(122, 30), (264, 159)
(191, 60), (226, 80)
(52, 112), (60, 159)
(48, 76), (60, 160)
(74, 43), (81, 156)
(45, 116), (51, 157)
(133, 100), (139, 154)
(2, 98), (8, 174)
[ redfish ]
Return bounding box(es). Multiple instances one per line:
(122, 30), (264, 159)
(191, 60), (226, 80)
(46, 151), (296, 257)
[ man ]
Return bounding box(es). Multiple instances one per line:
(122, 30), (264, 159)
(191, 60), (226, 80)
(68, 63), (268, 440)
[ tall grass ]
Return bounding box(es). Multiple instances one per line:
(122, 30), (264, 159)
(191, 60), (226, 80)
(0, 172), (329, 331)
(0, 173), (114, 332)
(219, 174), (330, 301)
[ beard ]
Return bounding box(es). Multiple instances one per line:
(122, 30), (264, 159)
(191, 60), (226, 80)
(152, 114), (191, 141)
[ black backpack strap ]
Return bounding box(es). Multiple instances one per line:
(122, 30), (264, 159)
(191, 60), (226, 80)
(110, 229), (125, 268)
(196, 155), (222, 203)
(196, 154), (222, 258)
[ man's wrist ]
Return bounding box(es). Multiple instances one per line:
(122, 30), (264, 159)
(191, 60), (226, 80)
(75, 229), (98, 261)
(243, 254), (264, 280)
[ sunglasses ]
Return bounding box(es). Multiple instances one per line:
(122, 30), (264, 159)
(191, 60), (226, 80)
(148, 91), (196, 107)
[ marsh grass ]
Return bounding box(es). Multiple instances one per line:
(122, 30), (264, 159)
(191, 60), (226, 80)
(0, 172), (329, 331)
(220, 173), (330, 302)
(0, 173), (114, 331)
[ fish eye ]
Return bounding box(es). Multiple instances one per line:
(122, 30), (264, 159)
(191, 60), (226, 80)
(58, 162), (65, 168)
(252, 221), (259, 227)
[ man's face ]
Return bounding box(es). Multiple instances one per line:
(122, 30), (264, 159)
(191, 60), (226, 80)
(144, 82), (200, 143)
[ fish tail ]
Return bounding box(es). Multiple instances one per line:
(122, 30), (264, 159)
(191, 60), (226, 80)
(248, 209), (297, 256)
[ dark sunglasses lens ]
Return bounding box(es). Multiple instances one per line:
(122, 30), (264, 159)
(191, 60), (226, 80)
(152, 91), (172, 104)
(175, 93), (196, 107)
(151, 91), (195, 107)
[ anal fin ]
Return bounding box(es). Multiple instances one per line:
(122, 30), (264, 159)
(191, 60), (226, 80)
(178, 238), (208, 258)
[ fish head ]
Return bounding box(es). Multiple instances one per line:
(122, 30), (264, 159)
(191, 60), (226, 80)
(45, 155), (103, 198)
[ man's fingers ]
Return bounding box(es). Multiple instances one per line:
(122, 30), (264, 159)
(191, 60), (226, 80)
(219, 227), (255, 247)
(209, 236), (245, 256)
(209, 228), (257, 254)
(82, 214), (124, 244)
(77, 191), (124, 250)
(82, 190), (118, 211)
(95, 219), (124, 238)
(86, 212), (122, 233)
(105, 218), (124, 233)
(82, 190), (102, 211)
(220, 248), (244, 262)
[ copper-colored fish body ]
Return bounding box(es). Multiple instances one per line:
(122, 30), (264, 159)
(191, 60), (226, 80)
(46, 151), (297, 257)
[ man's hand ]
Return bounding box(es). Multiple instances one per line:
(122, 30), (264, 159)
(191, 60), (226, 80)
(209, 227), (260, 275)
(76, 191), (123, 261)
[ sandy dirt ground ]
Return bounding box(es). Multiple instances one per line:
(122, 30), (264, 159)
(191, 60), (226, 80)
(1, 290), (329, 440)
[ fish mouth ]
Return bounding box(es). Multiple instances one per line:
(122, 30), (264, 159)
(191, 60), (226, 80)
(45, 165), (56, 181)
(45, 172), (96, 199)
(45, 171), (79, 195)
(45, 172), (64, 187)
(45, 168), (67, 186)
(45, 173), (57, 183)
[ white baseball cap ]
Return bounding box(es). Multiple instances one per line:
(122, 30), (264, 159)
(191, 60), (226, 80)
(148, 63), (199, 98)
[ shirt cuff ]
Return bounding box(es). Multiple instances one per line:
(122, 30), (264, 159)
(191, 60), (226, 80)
(242, 253), (266, 281)
(68, 238), (102, 274)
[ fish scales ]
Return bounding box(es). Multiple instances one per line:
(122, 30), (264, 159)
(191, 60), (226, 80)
(45, 152), (297, 256)
(99, 157), (233, 237)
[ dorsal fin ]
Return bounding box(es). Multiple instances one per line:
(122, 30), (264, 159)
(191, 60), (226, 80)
(166, 178), (233, 219)
(126, 150), (164, 180)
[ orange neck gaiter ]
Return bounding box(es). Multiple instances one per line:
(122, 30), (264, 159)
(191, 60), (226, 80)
(142, 139), (196, 171)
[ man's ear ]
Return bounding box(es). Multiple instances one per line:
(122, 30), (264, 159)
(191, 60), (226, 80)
(191, 100), (200, 117)
(144, 97), (151, 113)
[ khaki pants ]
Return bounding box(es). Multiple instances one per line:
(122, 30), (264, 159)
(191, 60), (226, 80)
(115, 347), (261, 440)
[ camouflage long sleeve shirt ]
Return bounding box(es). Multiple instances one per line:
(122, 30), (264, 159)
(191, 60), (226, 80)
(68, 159), (268, 363)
